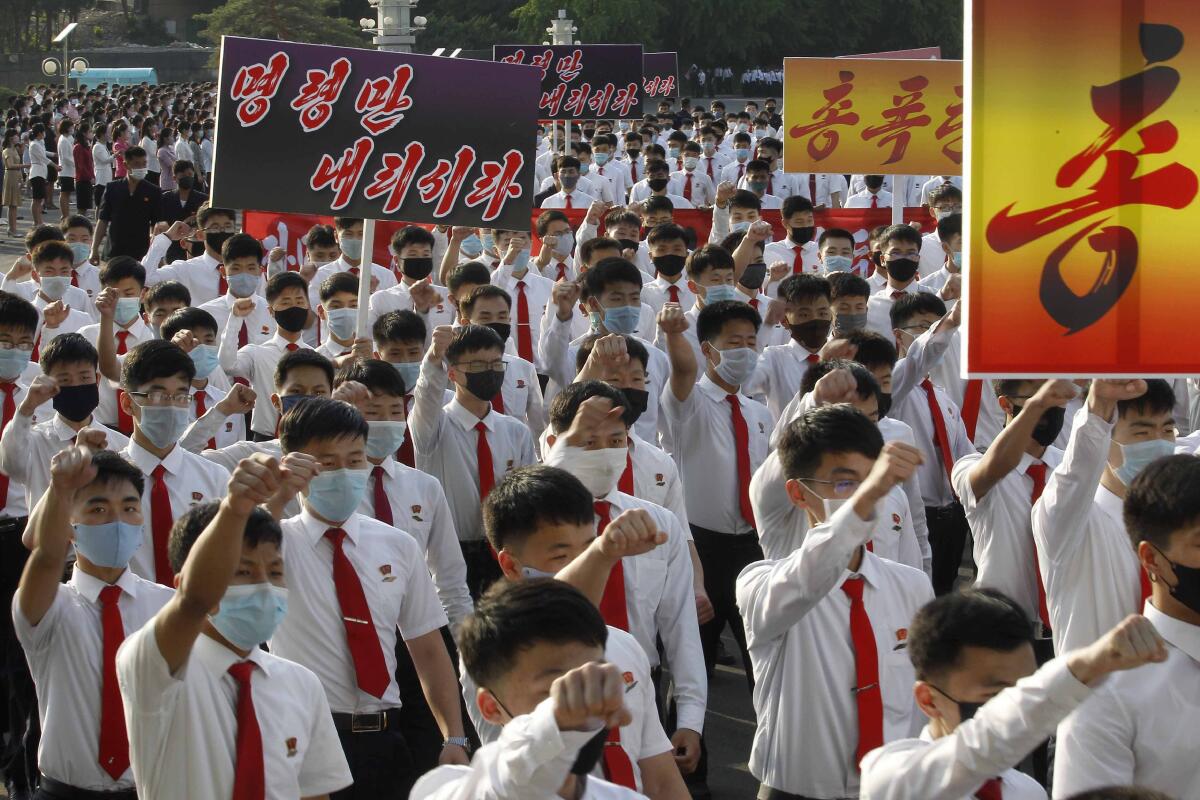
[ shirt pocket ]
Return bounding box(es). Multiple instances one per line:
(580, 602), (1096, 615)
(881, 647), (917, 718)
(631, 556), (668, 613)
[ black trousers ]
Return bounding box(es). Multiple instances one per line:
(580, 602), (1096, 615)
(74, 180), (93, 213)
(35, 775), (136, 799)
(925, 502), (969, 596)
(331, 724), (414, 800)
(393, 625), (477, 776)
(690, 525), (761, 693)
(1, 517), (38, 794)
(460, 540), (502, 601)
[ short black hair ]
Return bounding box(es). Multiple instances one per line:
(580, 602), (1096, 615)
(1116, 378), (1175, 419)
(696, 300), (761, 343)
(39, 332), (98, 372)
(168, 501), (282, 574)
(336, 357), (407, 397)
(642, 195), (674, 215)
(31, 239), (73, 266)
(846, 331), (898, 370)
(196, 204), (236, 230)
(447, 261), (492, 295)
(936, 212), (962, 242)
(646, 223), (687, 247)
(483, 465), (595, 553)
(781, 195), (815, 218)
(447, 324), (504, 364)
(929, 184), (963, 206)
(304, 223), (338, 250)
(373, 309), (426, 345)
(549, 380), (631, 433)
(891, 292), (947, 329)
(575, 334), (648, 374)
(99, 255), (146, 288)
(121, 339), (195, 390)
(0, 291), (39, 335)
(1123, 454), (1200, 550)
(829, 272), (872, 301)
(777, 404), (883, 480)
(462, 285), (511, 318)
(265, 271), (307, 303)
(144, 280), (192, 311)
(818, 227), (855, 249)
(777, 273), (832, 304)
(799, 358), (881, 400)
(390, 225), (435, 253)
(221, 232), (264, 264)
(880, 223), (924, 250)
(457, 578), (607, 689)
(160, 307), (218, 341)
(685, 243), (734, 280)
(279, 396), (368, 454)
(535, 209), (569, 237)
(87, 449), (145, 499)
(333, 217), (362, 231)
(319, 271), (359, 303)
(61, 214), (94, 234)
(25, 223), (66, 253)
(584, 257), (643, 297)
(274, 349), (334, 391)
(907, 588), (1033, 682)
(730, 189), (762, 211)
(580, 236), (621, 265)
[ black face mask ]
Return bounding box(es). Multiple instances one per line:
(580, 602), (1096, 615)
(626, 149), (641, 159)
(177, 175), (195, 190)
(652, 254), (686, 277)
(52, 382), (100, 422)
(648, 177), (670, 192)
(402, 257), (434, 281)
(932, 683), (982, 723)
(1012, 403), (1066, 448)
(274, 306), (308, 333)
(617, 238), (639, 253)
(740, 261), (767, 291)
(789, 319), (831, 350)
(486, 322), (511, 343)
(877, 391), (893, 418)
(571, 727), (610, 775)
(886, 257), (919, 284)
(789, 226), (815, 245)
(462, 370), (505, 402)
(205, 231), (234, 255)
(621, 387), (649, 425)
(279, 394), (313, 414)
(1153, 545), (1200, 615)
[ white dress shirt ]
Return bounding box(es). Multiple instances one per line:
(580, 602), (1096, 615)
(540, 188), (597, 209)
(662, 375), (771, 535)
(94, 143), (116, 187)
(1031, 407), (1143, 653)
(920, 175), (963, 207)
(0, 379), (30, 520)
(358, 456), (473, 628)
(185, 383), (245, 451)
(142, 235), (261, 307)
(862, 656), (1090, 800)
(0, 411), (129, 509)
(272, 509), (449, 713)
(641, 276), (697, 318)
(746, 338), (823, 423)
(670, 169), (716, 206)
(13, 568), (173, 790)
(845, 190), (894, 209)
(491, 265), (555, 373)
(888, 376), (974, 508)
(29, 284), (95, 322)
(57, 134), (75, 178)
(865, 283), (939, 339)
(1053, 602), (1200, 799)
(628, 433), (689, 531)
(918, 230), (948, 279)
(78, 318), (154, 430)
(368, 280), (457, 341)
(198, 293), (274, 345)
(218, 330), (312, 437)
(409, 359), (536, 542)
(117, 625), (351, 800)
(736, 504), (933, 798)
(28, 139), (49, 180)
(309, 256), (397, 310)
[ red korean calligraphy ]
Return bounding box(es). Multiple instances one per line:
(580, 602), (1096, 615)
(789, 70), (859, 161)
(643, 75), (676, 98)
(555, 50), (583, 82)
(464, 150), (525, 222)
(986, 22), (1198, 334)
(610, 83), (640, 117)
(860, 75), (932, 165)
(355, 64), (416, 136)
(541, 83), (569, 117)
(289, 57), (352, 133)
(499, 48), (555, 80)
(417, 146), (477, 218)
(310, 136), (375, 211)
(230, 52), (290, 127)
(364, 142), (427, 214)
(935, 84), (963, 165)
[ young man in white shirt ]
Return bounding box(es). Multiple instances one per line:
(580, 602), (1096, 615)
(310, 217), (397, 302)
(488, 229), (554, 373)
(1032, 379), (1177, 654)
(314, 272), (365, 362)
(763, 196), (820, 285)
(117, 455), (353, 800)
(846, 174), (893, 208)
(1055, 454), (1200, 799)
(535, 210), (578, 282)
(412, 581), (645, 800)
(919, 212), (964, 296)
(671, 142), (715, 207)
(919, 186), (963, 278)
(736, 406), (933, 799)
(746, 274), (832, 422)
(865, 225), (940, 339)
(640, 224), (695, 317)
(26, 240), (94, 321)
(271, 397), (469, 798)
(141, 205), (241, 307)
(196, 231), (275, 346)
(369, 226), (456, 336)
(719, 132), (754, 185)
(861, 590), (1167, 800)
(541, 156), (597, 210)
(16, 444), (174, 799)
(828, 272), (872, 339)
(410, 324), (537, 597)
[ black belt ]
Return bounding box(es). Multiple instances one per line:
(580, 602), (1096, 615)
(331, 708), (402, 733)
(757, 786), (829, 800)
(0, 516), (28, 534)
(924, 502), (962, 519)
(37, 776), (137, 800)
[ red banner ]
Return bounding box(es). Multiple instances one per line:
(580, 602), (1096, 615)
(243, 208), (935, 276)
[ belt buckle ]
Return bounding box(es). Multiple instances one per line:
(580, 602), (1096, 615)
(351, 712), (384, 733)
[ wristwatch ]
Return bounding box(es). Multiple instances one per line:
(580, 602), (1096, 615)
(443, 736), (471, 752)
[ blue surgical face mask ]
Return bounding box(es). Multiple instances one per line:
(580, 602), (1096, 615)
(579, 163), (591, 176)
(365, 420), (408, 460)
(521, 564), (557, 579)
(459, 234), (483, 258)
(748, 180), (768, 194)
(210, 583), (288, 650)
(667, 146), (681, 159)
(0, 347), (31, 380)
(704, 284), (741, 304)
(951, 251), (963, 269)
(73, 520), (143, 568)
(734, 147), (751, 162)
(305, 467), (370, 523)
(823, 255), (853, 273)
(39, 275), (70, 301)
(115, 297), (141, 326)
(325, 307), (357, 341)
(69, 242), (91, 266)
(602, 305), (640, 335)
(1114, 438), (1175, 485)
(189, 343), (219, 380)
(511, 248), (531, 273)
(730, 221), (751, 234)
(339, 236), (364, 261)
(594, 152), (610, 166)
(136, 405), (189, 449)
(227, 271), (259, 298)
(390, 361), (421, 394)
(481, 233), (496, 254)
(279, 394), (313, 415)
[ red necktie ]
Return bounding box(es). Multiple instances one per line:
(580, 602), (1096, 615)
(556, 262), (568, 281)
(871, 194), (879, 209)
(97, 585), (129, 780)
(726, 395), (755, 528)
(706, 159), (714, 181)
(666, 285), (681, 304)
(842, 576), (883, 768)
(594, 501), (630, 631)
(350, 266), (360, 277)
(228, 662), (265, 800)
(602, 728), (638, 790)
(806, 353), (820, 366)
(71, 270), (79, 287)
(920, 379), (956, 486)
(891, 290), (906, 300)
(195, 391), (216, 450)
(618, 451), (634, 495)
(749, 298), (759, 311)
(975, 778), (1003, 800)
(767, 175), (774, 195)
(372, 465), (392, 525)
(491, 387), (505, 414)
(630, 160), (638, 182)
(683, 173), (693, 200)
(565, 193), (573, 210)
(397, 395), (415, 466)
(217, 266), (227, 296)
(792, 244), (805, 274)
(286, 342), (299, 352)
(961, 379), (984, 441)
(475, 421), (494, 500)
(1025, 464), (1052, 631)
(324, 527), (390, 697)
(115, 331), (134, 435)
(30, 335), (40, 363)
(737, 164), (744, 181)
(515, 281), (534, 362)
(150, 465), (175, 586)
(0, 383), (14, 512)
(809, 173), (818, 205)
(238, 319), (249, 349)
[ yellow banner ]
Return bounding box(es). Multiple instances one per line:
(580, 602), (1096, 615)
(782, 57), (963, 176)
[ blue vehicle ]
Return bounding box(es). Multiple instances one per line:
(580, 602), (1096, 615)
(71, 67), (158, 87)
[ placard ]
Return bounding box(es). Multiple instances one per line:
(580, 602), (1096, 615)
(494, 44), (643, 120)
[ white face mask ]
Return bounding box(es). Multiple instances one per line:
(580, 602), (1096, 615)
(710, 346), (757, 387)
(544, 440), (627, 497)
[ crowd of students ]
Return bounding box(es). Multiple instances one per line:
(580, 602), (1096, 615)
(0, 79), (1196, 800)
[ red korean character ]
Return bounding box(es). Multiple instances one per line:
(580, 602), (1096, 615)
(465, 149), (525, 223)
(935, 84), (964, 165)
(310, 136), (375, 211)
(610, 82), (639, 118)
(498, 49), (526, 65)
(539, 83), (568, 117)
(642, 76), (658, 95)
(556, 49), (583, 83)
(289, 57), (353, 133)
(789, 70), (860, 161)
(587, 82), (615, 116)
(861, 75), (933, 165)
(355, 64), (416, 136)
(529, 49), (555, 80)
(417, 146), (477, 218)
(229, 51), (290, 127)
(562, 83), (592, 117)
(660, 75), (676, 96)
(363, 141), (427, 215)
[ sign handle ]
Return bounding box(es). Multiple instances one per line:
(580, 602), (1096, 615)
(356, 218), (376, 340)
(891, 175), (906, 226)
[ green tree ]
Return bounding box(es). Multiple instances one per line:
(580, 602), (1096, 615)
(512, 0), (665, 47)
(196, 0), (361, 53)
(421, 0), (523, 51)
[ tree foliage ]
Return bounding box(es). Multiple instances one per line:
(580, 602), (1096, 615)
(196, 0), (361, 52)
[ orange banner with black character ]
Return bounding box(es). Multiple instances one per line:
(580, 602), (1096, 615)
(966, 0), (1200, 376)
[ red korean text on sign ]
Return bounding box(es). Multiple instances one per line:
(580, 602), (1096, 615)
(310, 136), (375, 210)
(464, 150), (525, 223)
(587, 83), (615, 116)
(861, 75), (932, 165)
(417, 146), (477, 218)
(289, 57), (353, 133)
(935, 84), (963, 165)
(355, 65), (416, 136)
(540, 83), (569, 117)
(789, 70), (859, 161)
(610, 82), (640, 117)
(555, 50), (584, 82)
(563, 83), (592, 117)
(230, 52), (291, 127)
(643, 75), (676, 98)
(364, 142), (427, 214)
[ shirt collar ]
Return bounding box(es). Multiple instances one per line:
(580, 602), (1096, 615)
(1144, 602), (1200, 663)
(377, 456), (397, 478)
(119, 316), (151, 338)
(1094, 484), (1124, 524)
(194, 630), (272, 678)
(70, 566), (140, 604)
(297, 506), (362, 548)
(49, 413), (79, 441)
(839, 548), (883, 589)
(446, 397), (492, 432)
(696, 374), (731, 402)
(125, 436), (183, 474)
(267, 332), (305, 350)
(786, 338), (820, 357)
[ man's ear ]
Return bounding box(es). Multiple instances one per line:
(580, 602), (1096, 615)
(118, 389), (135, 417)
(476, 687), (505, 726)
(997, 396), (1014, 418)
(784, 478), (807, 509)
(496, 549), (520, 581)
(1138, 539), (1170, 585)
(270, 393), (281, 413)
(914, 681), (941, 720)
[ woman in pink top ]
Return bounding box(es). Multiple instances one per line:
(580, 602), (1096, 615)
(112, 122), (130, 179)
